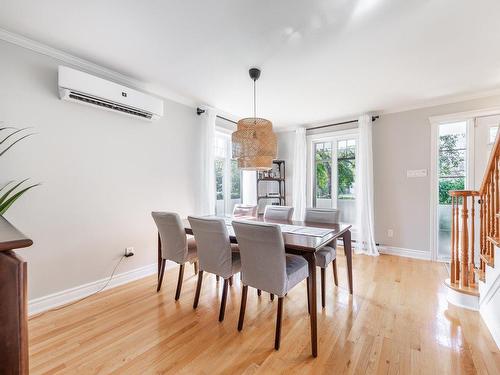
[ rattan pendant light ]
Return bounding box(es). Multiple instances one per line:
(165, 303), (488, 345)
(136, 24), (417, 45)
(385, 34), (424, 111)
(232, 68), (277, 170)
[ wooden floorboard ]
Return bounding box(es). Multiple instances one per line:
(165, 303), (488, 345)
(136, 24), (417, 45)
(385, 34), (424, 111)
(28, 253), (500, 374)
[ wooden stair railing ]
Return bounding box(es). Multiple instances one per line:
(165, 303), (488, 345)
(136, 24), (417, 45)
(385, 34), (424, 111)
(448, 127), (500, 294)
(448, 191), (479, 291)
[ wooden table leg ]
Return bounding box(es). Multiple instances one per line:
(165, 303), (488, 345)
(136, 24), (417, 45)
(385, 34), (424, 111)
(342, 230), (353, 295)
(304, 252), (318, 357)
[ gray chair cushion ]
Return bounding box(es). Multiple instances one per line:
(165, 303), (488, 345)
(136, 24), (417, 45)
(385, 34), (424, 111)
(315, 246), (336, 268)
(304, 208), (339, 224)
(233, 204), (257, 217)
(188, 216), (237, 280)
(263, 205), (294, 221)
(232, 220), (308, 297)
(304, 208), (339, 268)
(285, 254), (309, 291)
(152, 211), (194, 264)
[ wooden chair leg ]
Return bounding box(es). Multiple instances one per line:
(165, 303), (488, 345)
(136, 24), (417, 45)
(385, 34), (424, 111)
(270, 293), (274, 301)
(157, 259), (166, 292)
(257, 289), (262, 296)
(194, 261), (198, 275)
(229, 276), (233, 287)
(157, 233), (162, 279)
(275, 297), (284, 350)
(321, 267), (326, 309)
(219, 279), (229, 322)
(306, 277), (310, 314)
(238, 285), (248, 331)
(175, 264), (185, 301)
(193, 270), (204, 308)
(332, 259), (338, 286)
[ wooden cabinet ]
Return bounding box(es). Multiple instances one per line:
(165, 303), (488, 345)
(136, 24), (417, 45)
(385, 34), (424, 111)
(0, 217), (32, 374)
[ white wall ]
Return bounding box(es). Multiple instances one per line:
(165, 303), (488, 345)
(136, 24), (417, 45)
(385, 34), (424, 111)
(276, 130), (295, 206)
(277, 94), (500, 253)
(0, 40), (202, 300)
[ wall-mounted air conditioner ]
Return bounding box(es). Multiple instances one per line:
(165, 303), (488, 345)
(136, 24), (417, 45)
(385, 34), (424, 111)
(58, 66), (163, 121)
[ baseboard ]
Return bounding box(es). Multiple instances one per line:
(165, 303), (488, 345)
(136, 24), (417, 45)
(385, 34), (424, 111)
(28, 260), (175, 316)
(378, 245), (431, 260)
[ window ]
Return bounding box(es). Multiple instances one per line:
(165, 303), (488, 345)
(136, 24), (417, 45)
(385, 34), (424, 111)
(215, 132), (241, 216)
(314, 142), (332, 201)
(337, 139), (356, 200)
(310, 134), (357, 224)
(490, 125), (499, 144)
(438, 122), (466, 205)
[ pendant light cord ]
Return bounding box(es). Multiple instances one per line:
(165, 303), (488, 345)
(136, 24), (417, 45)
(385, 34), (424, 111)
(253, 79), (256, 121)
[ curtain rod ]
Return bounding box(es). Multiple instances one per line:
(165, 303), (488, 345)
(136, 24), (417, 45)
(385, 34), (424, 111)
(306, 115), (380, 131)
(196, 107), (238, 125)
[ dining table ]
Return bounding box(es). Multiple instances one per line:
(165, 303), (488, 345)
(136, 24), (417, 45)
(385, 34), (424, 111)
(181, 215), (353, 358)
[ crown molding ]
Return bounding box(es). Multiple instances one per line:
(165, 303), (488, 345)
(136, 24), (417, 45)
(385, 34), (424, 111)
(0, 27), (199, 108)
(380, 88), (500, 116)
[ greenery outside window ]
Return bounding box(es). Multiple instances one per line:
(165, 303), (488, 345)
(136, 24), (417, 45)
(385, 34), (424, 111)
(438, 123), (466, 205)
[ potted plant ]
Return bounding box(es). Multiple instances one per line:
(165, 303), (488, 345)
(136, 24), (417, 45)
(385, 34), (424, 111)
(0, 125), (38, 214)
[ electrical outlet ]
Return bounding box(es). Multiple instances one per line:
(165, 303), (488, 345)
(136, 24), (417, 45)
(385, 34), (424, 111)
(125, 247), (134, 257)
(387, 229), (394, 238)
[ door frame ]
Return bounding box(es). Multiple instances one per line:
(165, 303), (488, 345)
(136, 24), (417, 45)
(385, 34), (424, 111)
(429, 106), (500, 261)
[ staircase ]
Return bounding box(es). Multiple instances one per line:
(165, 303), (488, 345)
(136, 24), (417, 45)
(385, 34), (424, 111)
(446, 132), (500, 347)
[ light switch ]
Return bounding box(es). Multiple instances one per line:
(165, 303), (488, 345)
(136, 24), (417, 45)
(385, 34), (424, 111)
(407, 169), (427, 178)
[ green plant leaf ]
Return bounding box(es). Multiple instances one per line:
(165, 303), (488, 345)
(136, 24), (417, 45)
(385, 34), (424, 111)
(0, 127), (31, 145)
(0, 178), (30, 206)
(0, 180), (14, 192)
(0, 183), (40, 215)
(0, 133), (35, 157)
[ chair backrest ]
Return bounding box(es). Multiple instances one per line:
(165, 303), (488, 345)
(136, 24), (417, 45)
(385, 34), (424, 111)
(232, 204), (257, 217)
(151, 212), (187, 264)
(188, 216), (233, 279)
(232, 220), (287, 296)
(304, 208), (340, 224)
(263, 205), (294, 221)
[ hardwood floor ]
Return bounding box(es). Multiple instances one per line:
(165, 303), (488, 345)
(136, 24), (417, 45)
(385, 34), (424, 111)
(29, 253), (500, 374)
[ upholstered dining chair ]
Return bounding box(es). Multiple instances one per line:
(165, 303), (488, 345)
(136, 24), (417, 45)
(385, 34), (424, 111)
(151, 212), (198, 300)
(263, 205), (294, 221)
(232, 220), (310, 350)
(188, 216), (242, 322)
(304, 208), (340, 308)
(232, 204), (257, 218)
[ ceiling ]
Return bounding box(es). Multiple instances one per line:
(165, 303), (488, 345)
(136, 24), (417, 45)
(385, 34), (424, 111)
(1, 0), (500, 128)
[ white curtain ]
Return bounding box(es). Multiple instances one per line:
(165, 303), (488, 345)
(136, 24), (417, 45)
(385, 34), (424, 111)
(200, 108), (216, 215)
(355, 114), (379, 255)
(292, 127), (307, 220)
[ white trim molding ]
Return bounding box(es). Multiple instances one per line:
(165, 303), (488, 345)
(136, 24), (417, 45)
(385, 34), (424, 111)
(377, 246), (431, 261)
(28, 261), (175, 316)
(0, 27), (197, 109)
(445, 280), (479, 311)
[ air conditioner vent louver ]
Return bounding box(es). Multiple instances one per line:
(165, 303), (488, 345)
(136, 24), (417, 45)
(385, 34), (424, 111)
(68, 92), (152, 119)
(58, 66), (163, 121)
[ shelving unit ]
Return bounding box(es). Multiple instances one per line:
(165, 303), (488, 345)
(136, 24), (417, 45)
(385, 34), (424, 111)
(256, 160), (286, 214)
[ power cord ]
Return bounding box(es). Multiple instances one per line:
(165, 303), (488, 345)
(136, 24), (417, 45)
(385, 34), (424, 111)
(30, 255), (126, 319)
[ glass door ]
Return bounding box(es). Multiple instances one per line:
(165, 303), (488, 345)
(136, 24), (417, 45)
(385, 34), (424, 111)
(312, 136), (357, 224)
(437, 121), (467, 260)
